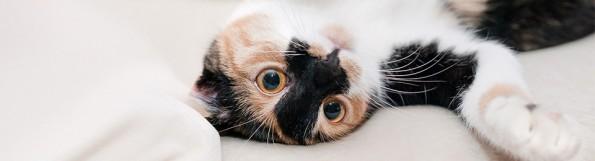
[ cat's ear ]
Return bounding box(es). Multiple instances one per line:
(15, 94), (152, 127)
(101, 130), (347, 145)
(193, 40), (223, 106)
(193, 41), (236, 129)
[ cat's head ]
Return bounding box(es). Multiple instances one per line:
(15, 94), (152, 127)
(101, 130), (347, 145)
(194, 13), (380, 144)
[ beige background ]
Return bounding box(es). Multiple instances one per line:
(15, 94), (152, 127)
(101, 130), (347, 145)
(1, 0), (594, 161)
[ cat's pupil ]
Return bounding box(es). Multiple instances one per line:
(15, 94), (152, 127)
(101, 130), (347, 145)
(324, 102), (341, 120)
(263, 70), (280, 90)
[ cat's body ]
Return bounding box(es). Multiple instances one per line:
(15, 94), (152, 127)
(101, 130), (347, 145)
(194, 0), (594, 160)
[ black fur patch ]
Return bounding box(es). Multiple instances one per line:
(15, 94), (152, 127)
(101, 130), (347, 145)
(477, 0), (595, 51)
(274, 38), (350, 144)
(380, 42), (477, 111)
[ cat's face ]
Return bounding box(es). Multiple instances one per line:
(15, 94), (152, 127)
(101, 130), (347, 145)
(194, 14), (377, 144)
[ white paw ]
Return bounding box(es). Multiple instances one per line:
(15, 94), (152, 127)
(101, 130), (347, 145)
(483, 96), (580, 161)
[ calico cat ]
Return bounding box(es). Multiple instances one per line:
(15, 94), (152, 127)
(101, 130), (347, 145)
(193, 0), (595, 160)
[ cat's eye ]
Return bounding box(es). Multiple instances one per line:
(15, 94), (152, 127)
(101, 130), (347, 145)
(322, 98), (346, 123)
(256, 68), (287, 94)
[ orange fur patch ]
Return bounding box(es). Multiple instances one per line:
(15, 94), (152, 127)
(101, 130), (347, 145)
(312, 94), (369, 143)
(217, 13), (272, 79)
(307, 44), (328, 59)
(322, 25), (353, 50)
(339, 57), (361, 85)
(447, 0), (488, 25)
(479, 84), (528, 112)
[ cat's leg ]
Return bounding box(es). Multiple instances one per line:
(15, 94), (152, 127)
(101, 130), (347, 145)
(459, 43), (580, 161)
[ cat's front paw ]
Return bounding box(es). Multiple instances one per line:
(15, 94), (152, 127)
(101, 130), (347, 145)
(482, 96), (580, 161)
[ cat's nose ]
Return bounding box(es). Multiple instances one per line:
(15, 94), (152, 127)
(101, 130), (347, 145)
(325, 49), (340, 65)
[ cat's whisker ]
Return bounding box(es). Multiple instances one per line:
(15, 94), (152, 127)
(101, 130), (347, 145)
(263, 113), (279, 145)
(369, 89), (422, 118)
(266, 124), (271, 144)
(383, 77), (446, 83)
(367, 96), (385, 109)
(367, 92), (396, 110)
(244, 117), (267, 144)
(384, 80), (420, 86)
(381, 50), (442, 73)
(397, 92), (406, 106)
(381, 51), (421, 71)
(268, 116), (276, 145)
(366, 96), (384, 109)
(383, 46), (422, 64)
(381, 86), (438, 94)
(447, 88), (466, 110)
(407, 61), (461, 80)
(288, 38), (307, 49)
(318, 134), (326, 143)
(378, 92), (398, 107)
(382, 51), (445, 74)
(284, 54), (306, 56)
(379, 84), (406, 106)
(365, 92), (385, 107)
(237, 115), (267, 153)
(242, 45), (295, 53)
(302, 119), (311, 142)
(271, 130), (276, 145)
(247, 48), (303, 56)
(424, 85), (428, 104)
(218, 117), (258, 132)
(256, 50), (297, 53)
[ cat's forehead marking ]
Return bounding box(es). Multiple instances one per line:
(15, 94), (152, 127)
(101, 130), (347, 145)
(306, 44), (329, 59)
(299, 25), (352, 60)
(322, 25), (353, 50)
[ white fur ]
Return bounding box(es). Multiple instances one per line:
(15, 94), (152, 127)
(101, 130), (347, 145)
(230, 0), (581, 160)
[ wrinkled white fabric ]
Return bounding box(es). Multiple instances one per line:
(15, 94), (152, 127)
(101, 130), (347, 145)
(1, 1), (594, 161)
